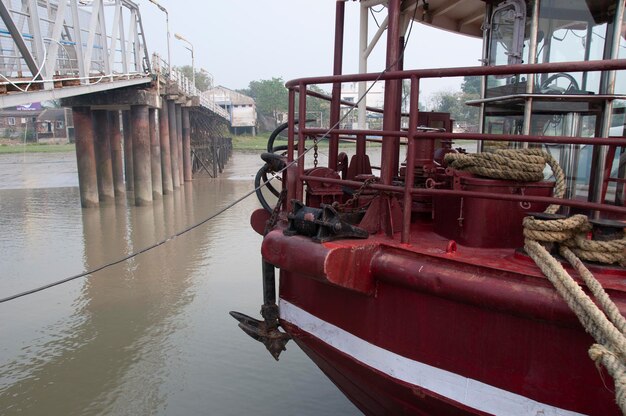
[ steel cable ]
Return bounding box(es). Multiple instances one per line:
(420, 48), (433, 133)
(1, 5), (420, 304)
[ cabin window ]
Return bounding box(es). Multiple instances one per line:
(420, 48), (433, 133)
(488, 0), (526, 67)
(7, 117), (15, 126)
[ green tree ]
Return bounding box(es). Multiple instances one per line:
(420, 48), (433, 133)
(305, 84), (331, 127)
(176, 65), (213, 91)
(430, 75), (481, 128)
(461, 75), (481, 95)
(247, 77), (288, 125)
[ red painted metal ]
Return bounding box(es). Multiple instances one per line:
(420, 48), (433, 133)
(159, 97), (173, 194)
(328, 0), (345, 170)
(299, 174), (626, 215)
(402, 76), (419, 243)
(270, 229), (625, 415)
(250, 7), (626, 416)
(108, 110), (125, 198)
(284, 58), (626, 88)
(433, 177), (555, 248)
(381, 0), (401, 186)
(72, 106), (99, 208)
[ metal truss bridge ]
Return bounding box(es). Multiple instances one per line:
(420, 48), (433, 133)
(0, 0), (229, 119)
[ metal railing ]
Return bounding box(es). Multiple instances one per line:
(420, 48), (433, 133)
(286, 58), (626, 244)
(151, 52), (230, 120)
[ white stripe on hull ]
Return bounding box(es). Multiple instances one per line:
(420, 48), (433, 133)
(279, 299), (586, 416)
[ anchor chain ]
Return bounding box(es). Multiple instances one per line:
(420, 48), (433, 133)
(264, 188), (287, 236)
(313, 136), (319, 168)
(333, 177), (376, 211)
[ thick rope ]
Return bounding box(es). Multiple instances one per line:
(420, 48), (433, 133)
(524, 214), (626, 413)
(444, 148), (565, 214)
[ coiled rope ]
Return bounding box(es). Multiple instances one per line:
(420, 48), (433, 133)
(444, 148), (565, 214)
(445, 147), (626, 412)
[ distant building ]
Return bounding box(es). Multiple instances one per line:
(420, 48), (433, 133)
(36, 108), (73, 143)
(204, 86), (257, 135)
(340, 81), (385, 129)
(0, 104), (72, 143)
(0, 103), (43, 141)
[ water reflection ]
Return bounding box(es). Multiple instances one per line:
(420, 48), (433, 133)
(0, 151), (359, 416)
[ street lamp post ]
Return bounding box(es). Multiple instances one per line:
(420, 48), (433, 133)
(174, 33), (194, 92)
(148, 0), (171, 76)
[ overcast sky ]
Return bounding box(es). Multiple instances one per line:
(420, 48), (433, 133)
(139, 1), (482, 104)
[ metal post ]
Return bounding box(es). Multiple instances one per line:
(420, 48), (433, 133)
(329, 0), (345, 169)
(72, 106), (99, 208)
(150, 108), (163, 198)
(148, 0), (170, 74)
(175, 33), (195, 91)
(167, 99), (180, 188)
(358, 2), (368, 129)
(381, 0), (402, 185)
(93, 110), (115, 202)
(182, 107), (192, 181)
(159, 97), (173, 194)
(175, 103), (184, 184)
(131, 105), (152, 206)
(122, 110), (134, 191)
(108, 110), (125, 198)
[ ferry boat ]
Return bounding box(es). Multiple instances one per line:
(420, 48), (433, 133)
(232, 0), (626, 414)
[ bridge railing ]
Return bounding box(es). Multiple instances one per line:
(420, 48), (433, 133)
(0, 0), (150, 90)
(152, 52), (230, 121)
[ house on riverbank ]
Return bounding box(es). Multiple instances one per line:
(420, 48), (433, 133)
(0, 104), (72, 143)
(204, 86), (256, 135)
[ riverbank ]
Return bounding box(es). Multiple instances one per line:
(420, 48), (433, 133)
(0, 143), (75, 154)
(0, 135), (272, 154)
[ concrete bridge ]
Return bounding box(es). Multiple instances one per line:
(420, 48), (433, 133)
(0, 0), (231, 207)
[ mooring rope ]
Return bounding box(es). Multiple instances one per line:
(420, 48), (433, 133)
(445, 147), (626, 411)
(523, 215), (626, 413)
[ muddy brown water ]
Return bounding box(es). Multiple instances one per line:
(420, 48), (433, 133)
(0, 150), (359, 415)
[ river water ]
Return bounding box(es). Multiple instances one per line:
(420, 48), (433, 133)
(0, 150), (359, 415)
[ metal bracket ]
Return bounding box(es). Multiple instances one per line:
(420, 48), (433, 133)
(284, 200), (369, 243)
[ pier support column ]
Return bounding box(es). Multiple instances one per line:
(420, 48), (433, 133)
(72, 106), (99, 208)
(108, 110), (125, 198)
(93, 110), (115, 202)
(175, 104), (184, 185)
(159, 97), (173, 194)
(131, 105), (153, 206)
(149, 108), (163, 199)
(167, 100), (180, 188)
(182, 107), (192, 182)
(122, 110), (134, 191)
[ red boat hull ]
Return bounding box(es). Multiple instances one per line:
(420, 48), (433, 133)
(267, 230), (624, 416)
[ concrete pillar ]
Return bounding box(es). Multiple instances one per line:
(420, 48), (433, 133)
(175, 104), (184, 185)
(72, 106), (99, 208)
(92, 110), (115, 202)
(108, 110), (125, 198)
(159, 97), (173, 194)
(149, 108), (163, 199)
(122, 110), (134, 191)
(167, 100), (180, 188)
(131, 105), (153, 206)
(182, 107), (192, 181)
